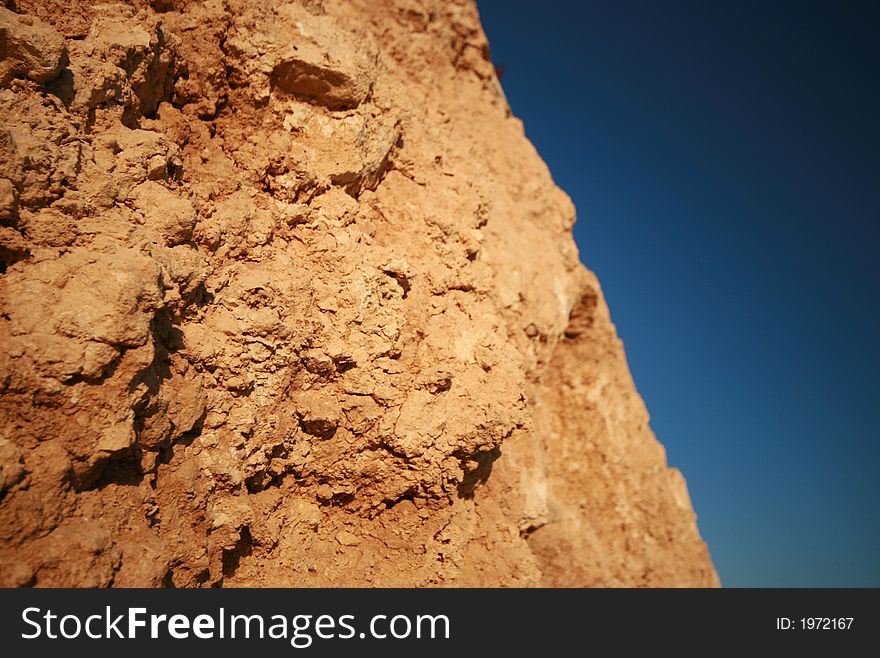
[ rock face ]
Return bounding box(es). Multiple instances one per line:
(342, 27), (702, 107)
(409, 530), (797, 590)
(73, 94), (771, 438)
(0, 0), (718, 587)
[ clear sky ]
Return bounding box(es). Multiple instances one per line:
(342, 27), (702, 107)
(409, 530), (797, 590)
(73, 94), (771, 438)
(477, 0), (880, 587)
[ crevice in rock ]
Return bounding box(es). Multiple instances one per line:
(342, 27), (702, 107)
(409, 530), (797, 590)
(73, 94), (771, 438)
(563, 288), (599, 340)
(383, 487), (417, 511)
(221, 525), (252, 579)
(519, 521), (548, 540)
(383, 268), (411, 298)
(456, 446), (501, 499)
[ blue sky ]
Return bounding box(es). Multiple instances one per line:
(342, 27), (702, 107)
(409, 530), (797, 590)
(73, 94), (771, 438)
(477, 0), (880, 586)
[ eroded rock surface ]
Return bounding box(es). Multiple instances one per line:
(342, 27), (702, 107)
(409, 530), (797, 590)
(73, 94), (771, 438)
(0, 0), (718, 587)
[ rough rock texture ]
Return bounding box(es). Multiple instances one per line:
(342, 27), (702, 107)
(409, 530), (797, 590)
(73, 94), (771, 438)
(0, 0), (718, 587)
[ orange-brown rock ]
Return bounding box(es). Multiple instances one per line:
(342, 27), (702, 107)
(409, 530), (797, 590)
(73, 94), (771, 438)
(0, 0), (718, 587)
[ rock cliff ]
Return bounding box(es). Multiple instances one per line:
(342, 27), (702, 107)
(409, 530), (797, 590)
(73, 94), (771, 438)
(0, 0), (718, 587)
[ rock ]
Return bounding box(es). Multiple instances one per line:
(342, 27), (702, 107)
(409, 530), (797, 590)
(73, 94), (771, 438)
(0, 0), (717, 589)
(294, 390), (340, 439)
(130, 181), (197, 246)
(226, 3), (376, 110)
(0, 179), (18, 224)
(79, 5), (179, 116)
(0, 438), (26, 496)
(0, 8), (67, 85)
(267, 5), (376, 110)
(96, 423), (135, 456)
(0, 225), (28, 270)
(0, 90), (83, 210)
(6, 249), (163, 348)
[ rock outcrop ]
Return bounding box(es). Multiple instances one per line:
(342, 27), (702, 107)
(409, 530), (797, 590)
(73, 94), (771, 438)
(0, 0), (718, 587)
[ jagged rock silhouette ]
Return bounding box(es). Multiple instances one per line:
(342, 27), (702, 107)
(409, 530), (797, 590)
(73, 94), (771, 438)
(0, 1), (717, 587)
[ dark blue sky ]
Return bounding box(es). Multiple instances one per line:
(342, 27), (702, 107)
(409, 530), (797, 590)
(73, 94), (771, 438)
(477, 0), (880, 587)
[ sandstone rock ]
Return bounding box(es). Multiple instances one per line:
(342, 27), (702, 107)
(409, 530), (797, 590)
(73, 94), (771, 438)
(0, 89), (83, 210)
(0, 225), (28, 271)
(226, 3), (376, 110)
(130, 181), (197, 246)
(0, 0), (717, 588)
(335, 530), (360, 546)
(295, 390), (341, 439)
(81, 4), (178, 117)
(0, 7), (67, 85)
(0, 178), (18, 223)
(0, 437), (26, 497)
